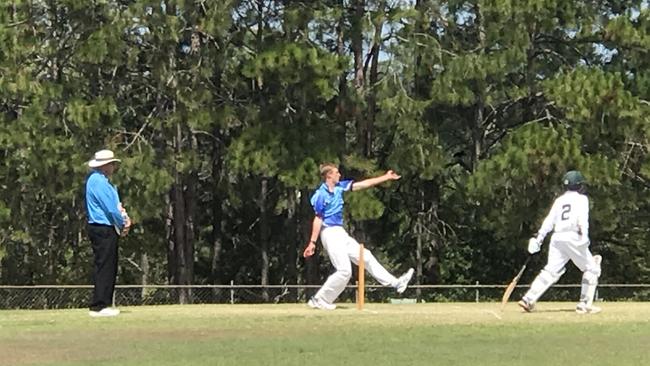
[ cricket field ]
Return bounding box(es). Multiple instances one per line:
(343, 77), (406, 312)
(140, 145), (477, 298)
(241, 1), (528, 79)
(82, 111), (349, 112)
(2, 302), (649, 365)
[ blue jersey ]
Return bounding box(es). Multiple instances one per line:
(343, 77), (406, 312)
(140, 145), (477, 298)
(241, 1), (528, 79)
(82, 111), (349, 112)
(85, 170), (124, 228)
(310, 180), (354, 227)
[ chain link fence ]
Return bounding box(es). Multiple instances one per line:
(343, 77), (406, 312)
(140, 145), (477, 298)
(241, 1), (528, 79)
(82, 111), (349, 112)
(1, 284), (649, 309)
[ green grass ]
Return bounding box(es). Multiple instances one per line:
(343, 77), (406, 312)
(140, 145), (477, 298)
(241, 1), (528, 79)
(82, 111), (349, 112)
(2, 302), (649, 366)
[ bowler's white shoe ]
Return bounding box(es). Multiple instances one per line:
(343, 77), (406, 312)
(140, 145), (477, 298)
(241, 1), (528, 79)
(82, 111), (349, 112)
(576, 303), (601, 314)
(396, 268), (415, 294)
(89, 307), (120, 317)
(307, 296), (336, 310)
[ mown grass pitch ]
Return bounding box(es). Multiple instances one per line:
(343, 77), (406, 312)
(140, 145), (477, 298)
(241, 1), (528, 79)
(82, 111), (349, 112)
(2, 302), (649, 366)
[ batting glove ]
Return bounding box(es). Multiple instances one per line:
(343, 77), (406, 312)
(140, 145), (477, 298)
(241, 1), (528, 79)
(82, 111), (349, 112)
(527, 237), (542, 254)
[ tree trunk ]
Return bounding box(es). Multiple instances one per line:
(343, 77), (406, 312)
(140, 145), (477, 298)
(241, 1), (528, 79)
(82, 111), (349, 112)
(172, 174), (188, 303)
(426, 181), (441, 285)
(10, 1), (16, 22)
(169, 121), (195, 304)
(525, 19), (538, 124)
(47, 224), (55, 283)
(414, 0), (433, 300)
(286, 189), (299, 301)
(351, 0), (366, 155)
(414, 0), (432, 97)
(335, 0), (348, 126)
(415, 188), (424, 299)
(348, 1), (370, 239)
(141, 253), (149, 300)
(209, 138), (224, 303)
(260, 178), (270, 302)
(303, 189), (320, 300)
(209, 139), (224, 286)
(165, 194), (175, 285)
(184, 135), (197, 302)
(209, 39), (226, 294)
(472, 95), (484, 172)
(208, 152), (224, 301)
(364, 2), (382, 158)
(472, 3), (487, 172)
(352, 0), (365, 90)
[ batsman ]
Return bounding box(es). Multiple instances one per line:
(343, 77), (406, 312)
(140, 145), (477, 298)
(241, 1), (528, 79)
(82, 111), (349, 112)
(302, 163), (414, 310)
(519, 170), (602, 314)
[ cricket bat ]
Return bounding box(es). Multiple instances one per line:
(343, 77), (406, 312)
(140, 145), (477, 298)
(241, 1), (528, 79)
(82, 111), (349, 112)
(500, 255), (532, 310)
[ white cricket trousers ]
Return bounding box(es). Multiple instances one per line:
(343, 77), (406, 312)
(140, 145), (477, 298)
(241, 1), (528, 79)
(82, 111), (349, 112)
(544, 239), (600, 275)
(523, 237), (601, 304)
(314, 226), (398, 304)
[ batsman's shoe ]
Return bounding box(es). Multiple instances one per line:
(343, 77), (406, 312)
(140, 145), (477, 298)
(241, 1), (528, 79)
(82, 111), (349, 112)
(89, 307), (120, 317)
(307, 296), (336, 310)
(396, 268), (415, 294)
(576, 303), (602, 314)
(518, 298), (535, 312)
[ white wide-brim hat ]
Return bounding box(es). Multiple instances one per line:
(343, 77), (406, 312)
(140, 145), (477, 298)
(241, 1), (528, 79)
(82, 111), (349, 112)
(88, 149), (121, 168)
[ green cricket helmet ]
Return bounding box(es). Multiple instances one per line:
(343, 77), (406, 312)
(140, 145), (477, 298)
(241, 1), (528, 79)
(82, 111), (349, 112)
(563, 170), (586, 191)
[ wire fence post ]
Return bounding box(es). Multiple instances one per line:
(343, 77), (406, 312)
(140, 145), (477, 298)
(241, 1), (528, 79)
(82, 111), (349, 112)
(475, 281), (479, 303)
(230, 280), (234, 304)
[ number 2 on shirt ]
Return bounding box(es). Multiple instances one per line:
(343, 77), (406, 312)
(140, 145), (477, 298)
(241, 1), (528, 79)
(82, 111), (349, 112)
(561, 204), (571, 220)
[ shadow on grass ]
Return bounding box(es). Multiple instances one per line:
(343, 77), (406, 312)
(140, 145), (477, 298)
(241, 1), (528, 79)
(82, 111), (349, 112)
(532, 308), (575, 313)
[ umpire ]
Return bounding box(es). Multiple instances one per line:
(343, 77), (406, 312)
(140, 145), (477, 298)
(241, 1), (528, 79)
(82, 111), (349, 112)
(85, 149), (131, 317)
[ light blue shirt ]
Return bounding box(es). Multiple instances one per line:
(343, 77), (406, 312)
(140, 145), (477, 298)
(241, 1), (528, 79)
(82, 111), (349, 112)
(85, 170), (124, 228)
(310, 180), (354, 227)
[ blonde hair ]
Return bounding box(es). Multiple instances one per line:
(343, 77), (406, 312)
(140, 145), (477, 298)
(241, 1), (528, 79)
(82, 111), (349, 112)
(319, 163), (338, 180)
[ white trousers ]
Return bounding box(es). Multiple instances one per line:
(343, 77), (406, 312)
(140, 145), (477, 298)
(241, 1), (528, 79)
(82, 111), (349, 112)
(523, 237), (601, 304)
(544, 239), (600, 276)
(314, 226), (398, 304)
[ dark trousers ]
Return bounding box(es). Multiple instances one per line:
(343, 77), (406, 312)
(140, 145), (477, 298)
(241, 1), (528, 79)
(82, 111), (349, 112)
(87, 224), (119, 311)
